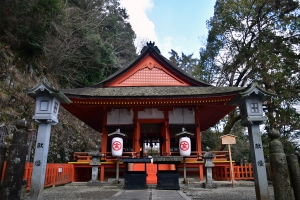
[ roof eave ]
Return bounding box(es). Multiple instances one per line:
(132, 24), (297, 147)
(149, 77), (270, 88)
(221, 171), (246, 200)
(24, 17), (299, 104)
(227, 82), (275, 106)
(25, 78), (72, 104)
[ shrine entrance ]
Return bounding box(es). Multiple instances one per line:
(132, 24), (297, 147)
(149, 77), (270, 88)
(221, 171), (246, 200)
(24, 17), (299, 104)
(140, 123), (164, 157)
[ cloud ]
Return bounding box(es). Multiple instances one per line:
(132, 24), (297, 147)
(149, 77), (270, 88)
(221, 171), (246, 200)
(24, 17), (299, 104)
(120, 0), (159, 53)
(160, 36), (173, 57)
(159, 36), (188, 58)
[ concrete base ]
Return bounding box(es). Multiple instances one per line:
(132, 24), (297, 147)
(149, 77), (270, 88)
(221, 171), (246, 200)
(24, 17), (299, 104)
(108, 178), (124, 184)
(87, 180), (101, 186)
(203, 182), (217, 189)
(180, 178), (195, 184)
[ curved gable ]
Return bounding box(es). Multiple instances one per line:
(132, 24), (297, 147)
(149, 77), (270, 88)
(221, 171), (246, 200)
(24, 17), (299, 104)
(106, 55), (190, 87)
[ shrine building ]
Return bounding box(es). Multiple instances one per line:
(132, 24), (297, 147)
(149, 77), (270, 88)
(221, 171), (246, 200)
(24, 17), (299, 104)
(61, 42), (261, 183)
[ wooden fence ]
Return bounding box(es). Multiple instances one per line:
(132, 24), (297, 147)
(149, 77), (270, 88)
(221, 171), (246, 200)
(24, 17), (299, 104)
(1, 162), (74, 190)
(213, 164), (254, 180)
(1, 161), (254, 189)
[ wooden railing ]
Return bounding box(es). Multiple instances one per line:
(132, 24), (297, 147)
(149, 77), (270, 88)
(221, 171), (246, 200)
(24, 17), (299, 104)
(1, 161), (254, 188)
(73, 151), (230, 162)
(170, 151), (229, 161)
(213, 164), (254, 180)
(1, 162), (73, 190)
(73, 151), (139, 162)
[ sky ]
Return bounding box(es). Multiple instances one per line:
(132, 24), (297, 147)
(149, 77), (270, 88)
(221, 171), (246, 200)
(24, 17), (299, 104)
(120, 0), (216, 58)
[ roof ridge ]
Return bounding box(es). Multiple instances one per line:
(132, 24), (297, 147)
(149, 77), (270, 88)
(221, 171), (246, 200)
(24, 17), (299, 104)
(91, 42), (211, 88)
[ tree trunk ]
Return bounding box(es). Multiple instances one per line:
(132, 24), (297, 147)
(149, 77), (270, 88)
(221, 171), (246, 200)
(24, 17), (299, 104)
(215, 112), (241, 151)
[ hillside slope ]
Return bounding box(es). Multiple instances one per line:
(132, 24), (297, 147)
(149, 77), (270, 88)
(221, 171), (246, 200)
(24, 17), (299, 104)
(0, 47), (100, 163)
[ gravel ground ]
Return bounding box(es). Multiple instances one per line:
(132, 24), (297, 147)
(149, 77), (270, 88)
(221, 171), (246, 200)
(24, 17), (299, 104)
(41, 185), (121, 200)
(25, 183), (276, 200)
(182, 186), (275, 200)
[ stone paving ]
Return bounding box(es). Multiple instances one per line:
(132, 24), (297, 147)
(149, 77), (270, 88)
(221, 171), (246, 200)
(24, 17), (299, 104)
(24, 181), (276, 200)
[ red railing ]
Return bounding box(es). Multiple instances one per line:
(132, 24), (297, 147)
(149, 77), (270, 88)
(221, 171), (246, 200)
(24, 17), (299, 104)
(1, 161), (254, 189)
(74, 151), (229, 162)
(73, 151), (139, 162)
(1, 162), (74, 190)
(213, 164), (254, 180)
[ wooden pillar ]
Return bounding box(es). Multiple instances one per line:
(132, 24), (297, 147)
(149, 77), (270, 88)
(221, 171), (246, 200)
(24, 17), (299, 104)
(100, 165), (105, 182)
(101, 110), (108, 153)
(164, 110), (170, 155)
(134, 122), (140, 156)
(195, 106), (204, 180)
(195, 107), (202, 153)
(133, 109), (140, 156)
(100, 110), (107, 182)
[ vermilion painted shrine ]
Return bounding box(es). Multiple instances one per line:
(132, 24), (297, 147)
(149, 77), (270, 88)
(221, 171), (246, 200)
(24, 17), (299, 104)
(61, 42), (264, 183)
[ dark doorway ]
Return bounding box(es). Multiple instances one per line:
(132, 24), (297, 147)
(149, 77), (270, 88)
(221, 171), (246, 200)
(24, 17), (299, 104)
(140, 123), (163, 157)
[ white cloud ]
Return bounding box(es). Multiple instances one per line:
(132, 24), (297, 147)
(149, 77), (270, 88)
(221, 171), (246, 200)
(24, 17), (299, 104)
(120, 0), (159, 53)
(160, 36), (173, 57)
(160, 36), (187, 58)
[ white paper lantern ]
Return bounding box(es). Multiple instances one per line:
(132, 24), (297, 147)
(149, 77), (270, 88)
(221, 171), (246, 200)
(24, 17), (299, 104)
(179, 137), (191, 157)
(111, 137), (123, 157)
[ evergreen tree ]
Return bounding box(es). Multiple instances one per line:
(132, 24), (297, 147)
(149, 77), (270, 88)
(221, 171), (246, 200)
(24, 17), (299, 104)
(168, 49), (198, 75)
(197, 0), (300, 152)
(0, 0), (64, 56)
(44, 0), (137, 87)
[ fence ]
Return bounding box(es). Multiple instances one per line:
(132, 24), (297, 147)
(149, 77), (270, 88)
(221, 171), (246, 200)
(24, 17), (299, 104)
(1, 162), (73, 190)
(213, 164), (254, 180)
(1, 161), (255, 189)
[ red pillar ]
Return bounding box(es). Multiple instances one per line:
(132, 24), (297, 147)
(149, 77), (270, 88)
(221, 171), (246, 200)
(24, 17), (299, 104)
(100, 165), (105, 182)
(133, 109), (140, 157)
(100, 110), (107, 182)
(164, 110), (170, 156)
(195, 107), (204, 180)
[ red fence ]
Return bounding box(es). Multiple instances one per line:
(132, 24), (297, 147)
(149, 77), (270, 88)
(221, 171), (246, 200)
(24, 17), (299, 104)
(213, 164), (254, 180)
(1, 162), (74, 190)
(1, 161), (254, 189)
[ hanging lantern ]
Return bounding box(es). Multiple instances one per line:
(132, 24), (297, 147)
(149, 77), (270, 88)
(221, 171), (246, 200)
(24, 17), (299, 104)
(111, 137), (123, 157)
(179, 137), (191, 157)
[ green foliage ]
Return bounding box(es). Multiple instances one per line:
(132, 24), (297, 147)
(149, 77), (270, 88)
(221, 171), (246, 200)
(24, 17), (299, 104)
(0, 0), (136, 87)
(43, 0), (136, 87)
(168, 50), (199, 75)
(201, 128), (222, 150)
(0, 0), (64, 58)
(197, 0), (300, 152)
(0, 0), (137, 162)
(229, 120), (250, 162)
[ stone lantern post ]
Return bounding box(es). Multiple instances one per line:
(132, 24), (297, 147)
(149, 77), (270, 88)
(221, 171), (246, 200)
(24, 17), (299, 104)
(229, 82), (273, 200)
(26, 78), (71, 200)
(87, 151), (102, 186)
(202, 147), (216, 189)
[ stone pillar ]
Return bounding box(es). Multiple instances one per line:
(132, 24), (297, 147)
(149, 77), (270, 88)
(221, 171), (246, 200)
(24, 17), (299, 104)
(286, 154), (300, 200)
(25, 78), (71, 199)
(87, 151), (101, 186)
(202, 149), (216, 189)
(247, 123), (269, 200)
(235, 83), (273, 200)
(0, 119), (29, 200)
(268, 129), (293, 200)
(29, 123), (52, 199)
